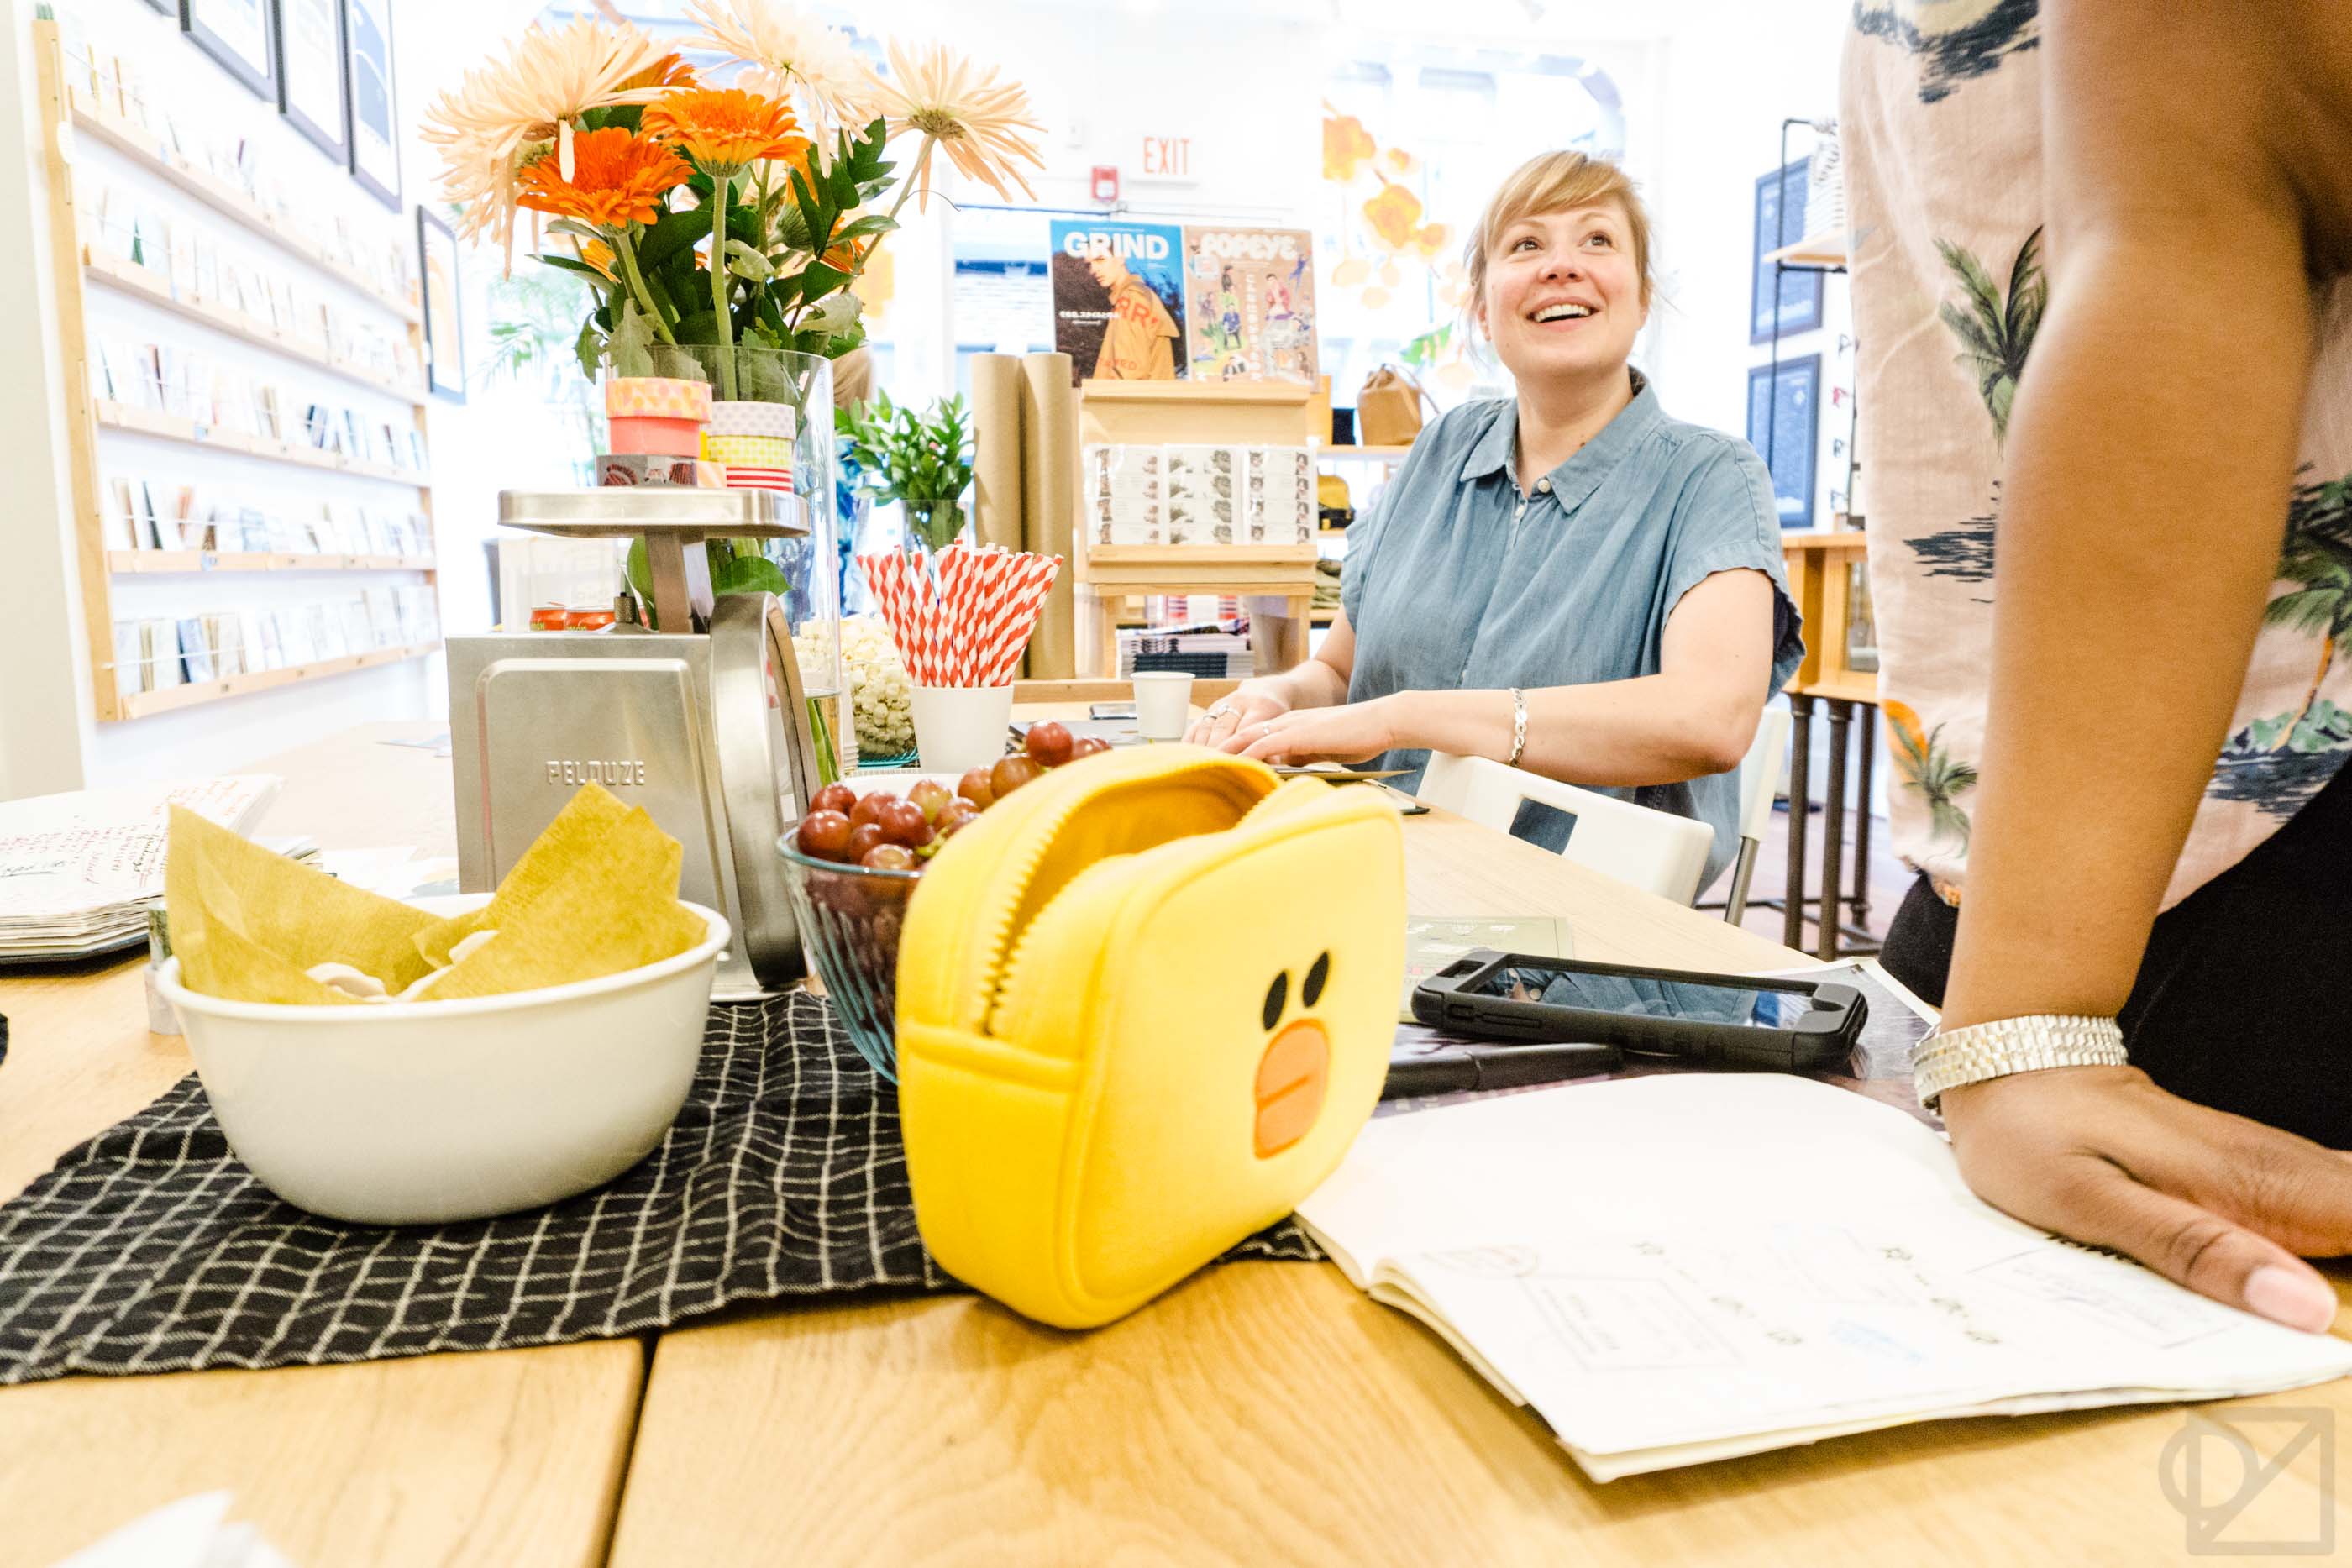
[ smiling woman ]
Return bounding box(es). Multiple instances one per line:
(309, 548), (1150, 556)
(1189, 150), (1804, 894)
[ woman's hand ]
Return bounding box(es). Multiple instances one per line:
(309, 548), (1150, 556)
(1232, 696), (1402, 766)
(1941, 1067), (2352, 1332)
(1185, 680), (1294, 752)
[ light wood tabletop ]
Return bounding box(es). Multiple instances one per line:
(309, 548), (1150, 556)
(6, 716), (2347, 1565)
(0, 721), (640, 1568)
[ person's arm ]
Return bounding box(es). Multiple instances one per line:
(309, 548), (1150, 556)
(1231, 568), (1774, 780)
(1182, 610), (1351, 745)
(1933, 0), (2352, 1330)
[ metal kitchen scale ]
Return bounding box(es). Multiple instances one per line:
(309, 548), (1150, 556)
(449, 488), (822, 999)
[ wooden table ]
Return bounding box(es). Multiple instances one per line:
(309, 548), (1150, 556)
(4, 717), (2346, 1565)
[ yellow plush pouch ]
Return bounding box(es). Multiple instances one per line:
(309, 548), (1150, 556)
(895, 745), (1405, 1329)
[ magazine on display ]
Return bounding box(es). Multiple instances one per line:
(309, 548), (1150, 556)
(1179, 226), (1317, 385)
(1048, 219), (1187, 385)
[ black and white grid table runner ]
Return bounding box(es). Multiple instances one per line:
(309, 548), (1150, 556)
(0, 994), (1316, 1386)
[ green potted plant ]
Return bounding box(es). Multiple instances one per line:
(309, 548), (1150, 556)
(838, 391), (975, 554)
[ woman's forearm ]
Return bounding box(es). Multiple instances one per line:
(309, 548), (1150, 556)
(1390, 674), (1754, 788)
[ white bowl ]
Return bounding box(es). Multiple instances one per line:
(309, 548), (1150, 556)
(156, 894), (730, 1226)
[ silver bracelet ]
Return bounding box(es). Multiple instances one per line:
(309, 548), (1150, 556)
(1911, 1015), (2129, 1113)
(1505, 689), (1528, 768)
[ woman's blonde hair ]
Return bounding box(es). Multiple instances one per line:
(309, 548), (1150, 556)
(1464, 150), (1655, 316)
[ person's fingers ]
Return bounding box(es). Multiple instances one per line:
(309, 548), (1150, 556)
(1998, 1154), (2340, 1331)
(2127, 1111), (2352, 1260)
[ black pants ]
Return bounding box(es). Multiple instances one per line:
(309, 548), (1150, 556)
(1880, 759), (2352, 1146)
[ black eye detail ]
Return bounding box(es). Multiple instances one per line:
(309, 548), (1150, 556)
(1303, 952), (1331, 1008)
(1263, 973), (1289, 1031)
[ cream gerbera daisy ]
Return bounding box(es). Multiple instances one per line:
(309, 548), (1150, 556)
(859, 39), (1046, 212)
(684, 0), (865, 140)
(422, 17), (672, 265)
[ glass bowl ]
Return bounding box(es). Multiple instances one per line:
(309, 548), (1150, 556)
(777, 836), (922, 1080)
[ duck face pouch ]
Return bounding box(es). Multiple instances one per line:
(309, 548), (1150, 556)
(894, 746), (1406, 1329)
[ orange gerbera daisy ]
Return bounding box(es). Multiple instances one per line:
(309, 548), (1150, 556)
(641, 87), (810, 179)
(613, 51), (696, 95)
(516, 126), (691, 229)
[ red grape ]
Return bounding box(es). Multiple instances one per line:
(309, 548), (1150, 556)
(938, 798), (982, 832)
(860, 843), (917, 872)
(879, 799), (934, 848)
(795, 810), (854, 861)
(991, 753), (1043, 798)
(849, 789), (897, 829)
(907, 779), (952, 822)
(1025, 720), (1074, 768)
(1068, 736), (1112, 760)
(957, 767), (995, 808)
(811, 782), (857, 816)
(847, 823), (887, 861)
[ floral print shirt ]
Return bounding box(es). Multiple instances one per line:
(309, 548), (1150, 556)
(1844, 0), (2352, 908)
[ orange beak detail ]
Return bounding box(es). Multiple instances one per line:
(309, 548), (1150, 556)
(1254, 1019), (1331, 1158)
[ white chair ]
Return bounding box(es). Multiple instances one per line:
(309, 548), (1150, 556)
(1722, 706), (1793, 925)
(1415, 752), (1713, 905)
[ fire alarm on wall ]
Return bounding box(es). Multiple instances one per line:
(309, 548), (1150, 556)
(1090, 165), (1119, 203)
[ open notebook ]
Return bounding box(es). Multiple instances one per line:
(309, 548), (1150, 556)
(1295, 1073), (2352, 1481)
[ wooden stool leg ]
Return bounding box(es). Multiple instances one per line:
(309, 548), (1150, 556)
(1819, 700), (1851, 961)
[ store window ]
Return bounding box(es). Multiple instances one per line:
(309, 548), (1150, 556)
(1318, 47), (1635, 413)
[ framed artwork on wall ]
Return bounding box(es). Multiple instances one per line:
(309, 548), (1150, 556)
(274, 0), (349, 163)
(1746, 354), (1821, 528)
(344, 0), (399, 210)
(1749, 158), (1824, 345)
(417, 207), (466, 403)
(181, 0), (276, 100)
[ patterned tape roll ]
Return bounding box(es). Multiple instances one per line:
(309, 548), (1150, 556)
(597, 454), (727, 487)
(706, 399), (796, 439)
(605, 376), (712, 421)
(702, 432), (793, 468)
(610, 414), (706, 459)
(724, 466), (795, 494)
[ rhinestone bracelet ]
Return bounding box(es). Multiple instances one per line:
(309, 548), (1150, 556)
(1505, 688), (1528, 768)
(1912, 1015), (2129, 1114)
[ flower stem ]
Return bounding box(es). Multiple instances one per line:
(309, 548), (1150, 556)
(711, 171), (738, 401)
(883, 139), (935, 226)
(613, 229), (676, 345)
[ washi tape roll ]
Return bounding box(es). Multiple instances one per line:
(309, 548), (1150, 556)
(723, 465), (795, 494)
(597, 454), (727, 487)
(706, 400), (797, 440)
(702, 431), (792, 469)
(605, 376), (713, 422)
(610, 414), (706, 459)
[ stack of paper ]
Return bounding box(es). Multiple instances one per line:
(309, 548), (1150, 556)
(1297, 1073), (2352, 1481)
(0, 776), (280, 960)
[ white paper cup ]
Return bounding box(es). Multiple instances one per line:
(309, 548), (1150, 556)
(911, 684), (1016, 774)
(1132, 671), (1196, 741)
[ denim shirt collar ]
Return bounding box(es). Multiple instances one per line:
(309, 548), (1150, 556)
(1457, 368), (1660, 511)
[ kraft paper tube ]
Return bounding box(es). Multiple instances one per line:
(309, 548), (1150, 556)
(1019, 351), (1079, 679)
(970, 354), (1026, 556)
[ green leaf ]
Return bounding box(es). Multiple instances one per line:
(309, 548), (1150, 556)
(608, 302), (656, 379)
(625, 538), (655, 622)
(544, 218), (603, 243)
(537, 254), (617, 291)
(801, 290), (861, 333)
(831, 213), (899, 245)
(712, 554), (790, 597)
(724, 239), (774, 282)
(638, 209), (713, 274)
(670, 309), (721, 345)
(574, 317), (605, 382)
(797, 261), (852, 302)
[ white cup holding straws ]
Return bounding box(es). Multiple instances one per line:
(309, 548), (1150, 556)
(911, 684), (1016, 774)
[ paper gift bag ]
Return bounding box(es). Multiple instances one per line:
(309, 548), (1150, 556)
(1356, 364), (1432, 448)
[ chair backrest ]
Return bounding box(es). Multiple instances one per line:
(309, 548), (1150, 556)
(1415, 752), (1713, 905)
(1737, 706), (1793, 847)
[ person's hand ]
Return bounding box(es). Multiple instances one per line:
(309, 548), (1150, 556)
(1940, 1065), (2352, 1332)
(1232, 697), (1400, 767)
(1186, 681), (1294, 752)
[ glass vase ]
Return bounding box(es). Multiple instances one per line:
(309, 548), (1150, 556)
(897, 494), (971, 557)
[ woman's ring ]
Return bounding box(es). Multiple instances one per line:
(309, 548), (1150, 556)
(1205, 703), (1236, 721)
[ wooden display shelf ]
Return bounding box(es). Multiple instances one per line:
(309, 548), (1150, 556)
(1780, 528), (1869, 551)
(83, 248), (427, 406)
(1079, 379), (1312, 407)
(65, 90), (422, 323)
(1318, 444), (1414, 459)
(114, 640), (440, 720)
(1761, 232), (1848, 269)
(94, 400), (426, 486)
(108, 550), (435, 574)
(1083, 543), (1317, 568)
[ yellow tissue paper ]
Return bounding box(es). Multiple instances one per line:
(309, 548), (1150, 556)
(166, 784), (705, 1004)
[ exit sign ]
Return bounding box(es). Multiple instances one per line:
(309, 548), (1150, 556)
(1138, 135), (1194, 182)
